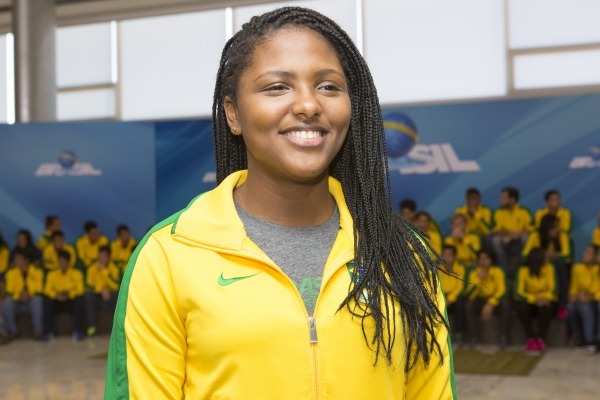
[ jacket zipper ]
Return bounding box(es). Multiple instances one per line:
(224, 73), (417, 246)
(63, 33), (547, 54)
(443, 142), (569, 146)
(172, 233), (353, 399)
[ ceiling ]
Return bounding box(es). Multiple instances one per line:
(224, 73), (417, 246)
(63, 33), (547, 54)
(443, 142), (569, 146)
(0, 0), (284, 33)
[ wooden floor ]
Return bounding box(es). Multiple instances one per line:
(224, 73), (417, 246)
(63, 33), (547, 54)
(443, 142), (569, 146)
(1, 336), (599, 399)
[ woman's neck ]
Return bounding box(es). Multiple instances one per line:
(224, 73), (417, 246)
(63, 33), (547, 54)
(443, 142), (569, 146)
(234, 170), (335, 227)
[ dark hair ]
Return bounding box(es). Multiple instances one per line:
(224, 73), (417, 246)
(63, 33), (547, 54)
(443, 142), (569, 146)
(17, 229), (33, 247)
(212, 6), (445, 370)
(0, 232), (7, 250)
(525, 247), (545, 276)
(57, 249), (71, 261)
(116, 224), (130, 234)
(466, 187), (480, 197)
(502, 186), (519, 203)
(399, 199), (417, 212)
(477, 247), (496, 265)
(13, 247), (30, 261)
(544, 189), (559, 201)
(539, 214), (560, 252)
(99, 245), (111, 255)
(45, 215), (59, 228)
(443, 245), (457, 256)
(84, 221), (98, 233)
(51, 230), (65, 240)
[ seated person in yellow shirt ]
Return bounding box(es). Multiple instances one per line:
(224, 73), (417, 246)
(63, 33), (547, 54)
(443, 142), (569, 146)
(37, 215), (62, 251)
(454, 187), (493, 237)
(414, 211), (443, 255)
(110, 224), (137, 273)
(490, 187), (532, 276)
(444, 213), (480, 268)
(513, 248), (557, 353)
(464, 248), (510, 347)
(522, 214), (570, 316)
(75, 221), (109, 269)
(2, 249), (44, 339)
(534, 190), (571, 233)
(42, 231), (76, 271)
(441, 245), (466, 345)
(566, 244), (599, 349)
(85, 246), (120, 337)
(43, 250), (85, 341)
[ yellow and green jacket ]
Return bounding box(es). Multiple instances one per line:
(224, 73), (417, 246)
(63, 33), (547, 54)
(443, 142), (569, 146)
(4, 265), (44, 300)
(440, 262), (466, 305)
(493, 205), (533, 234)
(426, 227), (443, 255)
(44, 268), (84, 300)
(42, 244), (77, 271)
(465, 265), (506, 306)
(521, 231), (571, 261)
(37, 230), (54, 250)
(534, 207), (571, 233)
(110, 237), (137, 272)
(454, 204), (493, 236)
(513, 263), (557, 304)
(569, 262), (599, 297)
(444, 234), (480, 268)
(105, 170), (456, 400)
(87, 262), (120, 293)
(76, 234), (109, 268)
(0, 246), (9, 276)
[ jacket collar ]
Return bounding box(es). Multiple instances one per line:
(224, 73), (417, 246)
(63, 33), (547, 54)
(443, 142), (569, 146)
(171, 170), (355, 252)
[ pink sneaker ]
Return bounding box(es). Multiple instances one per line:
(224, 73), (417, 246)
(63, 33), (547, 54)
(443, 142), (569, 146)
(525, 338), (536, 352)
(556, 306), (568, 320)
(536, 338), (546, 352)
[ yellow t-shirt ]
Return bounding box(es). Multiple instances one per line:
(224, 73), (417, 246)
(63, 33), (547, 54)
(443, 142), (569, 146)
(44, 268), (84, 299)
(465, 265), (506, 306)
(4, 265), (44, 300)
(76, 235), (109, 268)
(0, 246), (9, 275)
(86, 262), (121, 293)
(534, 207), (571, 233)
(569, 263), (599, 296)
(454, 204), (493, 236)
(42, 244), (76, 270)
(444, 234), (480, 267)
(493, 205), (533, 233)
(110, 237), (137, 271)
(521, 231), (571, 260)
(440, 262), (466, 304)
(514, 263), (556, 304)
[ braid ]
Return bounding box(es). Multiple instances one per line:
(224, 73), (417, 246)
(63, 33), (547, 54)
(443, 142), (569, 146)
(212, 6), (447, 371)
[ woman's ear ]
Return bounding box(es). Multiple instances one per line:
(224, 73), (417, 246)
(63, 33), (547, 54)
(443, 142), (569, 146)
(224, 96), (242, 135)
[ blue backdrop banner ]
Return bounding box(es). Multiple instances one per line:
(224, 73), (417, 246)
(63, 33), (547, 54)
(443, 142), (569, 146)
(0, 122), (156, 246)
(382, 93), (600, 256)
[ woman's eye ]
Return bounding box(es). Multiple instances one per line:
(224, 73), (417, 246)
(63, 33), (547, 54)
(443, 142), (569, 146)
(266, 85), (288, 92)
(319, 84), (341, 91)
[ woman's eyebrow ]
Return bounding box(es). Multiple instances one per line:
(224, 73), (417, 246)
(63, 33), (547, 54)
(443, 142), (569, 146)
(254, 68), (344, 82)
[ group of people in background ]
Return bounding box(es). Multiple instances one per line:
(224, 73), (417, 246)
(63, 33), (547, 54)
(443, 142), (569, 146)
(0, 217), (137, 344)
(401, 187), (600, 353)
(1, 186), (600, 353)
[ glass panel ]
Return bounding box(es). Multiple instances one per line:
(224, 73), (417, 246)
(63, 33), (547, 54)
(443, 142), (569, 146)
(57, 88), (115, 121)
(509, 0), (600, 49)
(514, 49), (600, 89)
(364, 0), (506, 104)
(234, 0), (357, 45)
(56, 22), (113, 88)
(120, 10), (226, 120)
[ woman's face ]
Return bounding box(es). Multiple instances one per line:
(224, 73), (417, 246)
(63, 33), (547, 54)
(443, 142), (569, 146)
(478, 252), (492, 269)
(582, 245), (595, 263)
(224, 27), (351, 184)
(17, 233), (27, 247)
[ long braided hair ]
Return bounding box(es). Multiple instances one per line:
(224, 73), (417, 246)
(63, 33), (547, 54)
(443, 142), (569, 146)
(212, 6), (446, 371)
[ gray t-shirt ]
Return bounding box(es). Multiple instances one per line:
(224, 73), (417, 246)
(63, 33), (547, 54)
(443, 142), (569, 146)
(235, 200), (340, 315)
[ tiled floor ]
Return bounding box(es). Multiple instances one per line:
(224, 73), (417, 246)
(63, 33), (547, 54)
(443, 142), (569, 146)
(1, 337), (599, 399)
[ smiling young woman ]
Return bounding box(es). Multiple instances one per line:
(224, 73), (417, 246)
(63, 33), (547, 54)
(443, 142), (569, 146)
(105, 7), (456, 400)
